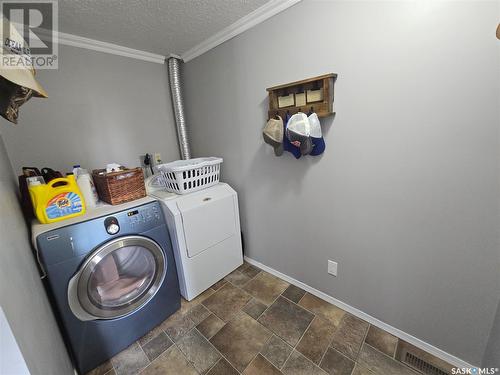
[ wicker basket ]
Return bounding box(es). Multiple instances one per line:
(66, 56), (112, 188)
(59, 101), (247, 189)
(92, 167), (146, 205)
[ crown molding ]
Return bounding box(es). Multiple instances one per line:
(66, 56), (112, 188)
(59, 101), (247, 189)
(35, 28), (166, 64)
(180, 0), (302, 62)
(56, 31), (166, 64)
(33, 0), (302, 65)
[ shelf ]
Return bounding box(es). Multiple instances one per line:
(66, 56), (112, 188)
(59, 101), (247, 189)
(266, 73), (337, 91)
(266, 73), (337, 119)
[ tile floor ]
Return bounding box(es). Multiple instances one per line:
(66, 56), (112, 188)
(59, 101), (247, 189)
(87, 262), (452, 375)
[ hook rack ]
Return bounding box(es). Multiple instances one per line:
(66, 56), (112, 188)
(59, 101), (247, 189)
(266, 73), (337, 119)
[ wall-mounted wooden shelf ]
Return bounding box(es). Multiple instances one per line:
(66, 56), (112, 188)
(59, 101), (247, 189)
(266, 73), (337, 119)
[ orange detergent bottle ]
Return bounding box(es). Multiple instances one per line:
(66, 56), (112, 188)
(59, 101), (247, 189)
(28, 174), (86, 224)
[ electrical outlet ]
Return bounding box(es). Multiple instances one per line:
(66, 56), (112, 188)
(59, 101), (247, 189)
(153, 153), (162, 166)
(328, 260), (338, 276)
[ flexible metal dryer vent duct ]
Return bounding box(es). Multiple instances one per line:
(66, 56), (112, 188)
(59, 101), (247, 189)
(167, 56), (191, 160)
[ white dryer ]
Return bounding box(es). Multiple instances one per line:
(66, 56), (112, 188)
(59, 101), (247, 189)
(150, 183), (243, 300)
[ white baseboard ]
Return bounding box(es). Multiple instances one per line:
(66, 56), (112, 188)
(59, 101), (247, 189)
(244, 256), (475, 369)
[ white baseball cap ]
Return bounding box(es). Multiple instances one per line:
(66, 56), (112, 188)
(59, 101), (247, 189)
(286, 112), (313, 155)
(308, 112), (325, 156)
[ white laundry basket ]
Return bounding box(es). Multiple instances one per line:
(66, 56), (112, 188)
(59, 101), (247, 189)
(156, 157), (223, 194)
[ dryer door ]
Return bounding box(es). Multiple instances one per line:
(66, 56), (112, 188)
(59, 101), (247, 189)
(68, 235), (166, 321)
(176, 186), (236, 258)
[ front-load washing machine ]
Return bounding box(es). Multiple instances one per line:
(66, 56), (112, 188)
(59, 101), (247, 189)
(150, 183), (243, 300)
(33, 198), (180, 374)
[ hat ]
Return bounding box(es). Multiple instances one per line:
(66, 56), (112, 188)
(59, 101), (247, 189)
(263, 116), (284, 156)
(283, 112), (301, 159)
(286, 112), (313, 155)
(0, 16), (48, 123)
(308, 112), (325, 156)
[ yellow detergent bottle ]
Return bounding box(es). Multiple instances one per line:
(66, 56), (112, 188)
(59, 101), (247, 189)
(29, 174), (86, 224)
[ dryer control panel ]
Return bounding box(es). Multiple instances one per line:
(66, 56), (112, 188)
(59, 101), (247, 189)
(127, 204), (161, 227)
(36, 201), (166, 265)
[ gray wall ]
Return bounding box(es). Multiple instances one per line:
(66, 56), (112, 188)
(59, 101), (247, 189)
(0, 134), (73, 375)
(183, 0), (500, 365)
(483, 299), (500, 367)
(1, 44), (180, 174)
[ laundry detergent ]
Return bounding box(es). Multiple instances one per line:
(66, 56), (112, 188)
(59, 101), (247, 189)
(29, 174), (86, 224)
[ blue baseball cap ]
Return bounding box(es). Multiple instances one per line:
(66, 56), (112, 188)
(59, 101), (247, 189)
(286, 112), (313, 155)
(308, 112), (325, 156)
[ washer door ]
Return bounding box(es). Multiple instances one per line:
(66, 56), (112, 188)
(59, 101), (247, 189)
(68, 235), (166, 321)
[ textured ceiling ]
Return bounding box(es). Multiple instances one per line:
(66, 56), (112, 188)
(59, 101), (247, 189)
(58, 0), (270, 55)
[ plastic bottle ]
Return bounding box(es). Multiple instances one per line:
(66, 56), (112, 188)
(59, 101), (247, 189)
(73, 165), (84, 179)
(76, 169), (99, 209)
(29, 174), (86, 224)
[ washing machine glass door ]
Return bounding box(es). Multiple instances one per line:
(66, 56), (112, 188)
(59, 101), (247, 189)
(68, 235), (166, 321)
